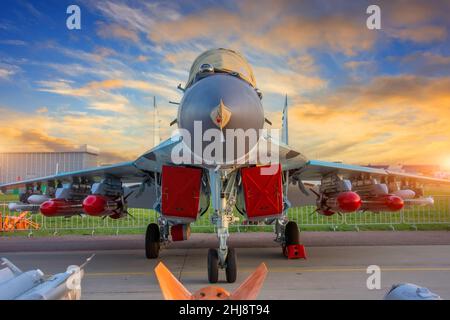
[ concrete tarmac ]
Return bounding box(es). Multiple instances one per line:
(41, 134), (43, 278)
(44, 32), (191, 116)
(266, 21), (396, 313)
(1, 232), (450, 300)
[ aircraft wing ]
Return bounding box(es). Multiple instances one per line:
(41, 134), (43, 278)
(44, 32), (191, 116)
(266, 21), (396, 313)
(292, 160), (450, 184)
(0, 137), (181, 192)
(0, 161), (143, 191)
(273, 140), (450, 185)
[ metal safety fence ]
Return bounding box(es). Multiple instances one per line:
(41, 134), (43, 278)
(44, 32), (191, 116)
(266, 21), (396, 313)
(1, 196), (450, 236)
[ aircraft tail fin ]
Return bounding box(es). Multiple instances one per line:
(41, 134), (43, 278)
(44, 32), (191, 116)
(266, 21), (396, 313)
(154, 262), (192, 300)
(230, 263), (268, 300)
(281, 94), (288, 144)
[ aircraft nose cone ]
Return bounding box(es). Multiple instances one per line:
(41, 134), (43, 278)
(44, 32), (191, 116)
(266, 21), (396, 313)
(177, 74), (265, 165)
(179, 74), (264, 133)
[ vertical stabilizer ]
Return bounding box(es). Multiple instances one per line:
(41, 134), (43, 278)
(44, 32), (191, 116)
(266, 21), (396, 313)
(153, 96), (161, 147)
(281, 94), (288, 144)
(154, 262), (192, 300)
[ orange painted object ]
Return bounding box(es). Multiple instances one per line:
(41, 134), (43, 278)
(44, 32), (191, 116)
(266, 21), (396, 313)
(241, 164), (283, 219)
(283, 244), (307, 259)
(155, 262), (268, 300)
(161, 166), (202, 220)
(0, 212), (40, 232)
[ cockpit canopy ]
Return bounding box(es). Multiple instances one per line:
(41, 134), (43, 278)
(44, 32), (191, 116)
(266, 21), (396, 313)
(187, 48), (256, 89)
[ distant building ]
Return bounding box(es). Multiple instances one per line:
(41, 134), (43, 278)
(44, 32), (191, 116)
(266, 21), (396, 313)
(0, 145), (98, 185)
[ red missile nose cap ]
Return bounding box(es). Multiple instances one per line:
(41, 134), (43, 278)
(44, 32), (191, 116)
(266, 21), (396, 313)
(40, 200), (56, 216)
(83, 195), (107, 215)
(40, 199), (62, 216)
(337, 192), (362, 212)
(386, 195), (404, 211)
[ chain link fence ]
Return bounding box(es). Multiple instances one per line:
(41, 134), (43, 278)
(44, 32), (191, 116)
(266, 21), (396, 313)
(1, 196), (450, 236)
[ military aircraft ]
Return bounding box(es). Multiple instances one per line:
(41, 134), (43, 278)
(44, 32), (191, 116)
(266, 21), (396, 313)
(1, 48), (449, 283)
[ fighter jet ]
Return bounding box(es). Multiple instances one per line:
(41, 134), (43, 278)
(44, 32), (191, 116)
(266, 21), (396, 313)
(0, 255), (93, 300)
(1, 48), (449, 283)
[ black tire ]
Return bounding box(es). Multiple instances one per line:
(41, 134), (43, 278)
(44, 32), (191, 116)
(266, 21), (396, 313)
(207, 248), (219, 283)
(145, 223), (160, 259)
(285, 221), (300, 245)
(225, 248), (237, 283)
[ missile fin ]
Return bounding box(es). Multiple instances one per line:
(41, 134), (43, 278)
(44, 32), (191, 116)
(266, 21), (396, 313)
(154, 262), (192, 300)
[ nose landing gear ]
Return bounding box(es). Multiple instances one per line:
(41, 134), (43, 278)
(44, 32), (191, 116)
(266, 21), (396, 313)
(207, 247), (237, 284)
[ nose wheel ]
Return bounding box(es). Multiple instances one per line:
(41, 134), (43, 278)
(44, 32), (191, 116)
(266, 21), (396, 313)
(145, 223), (161, 259)
(225, 248), (237, 283)
(207, 248), (237, 283)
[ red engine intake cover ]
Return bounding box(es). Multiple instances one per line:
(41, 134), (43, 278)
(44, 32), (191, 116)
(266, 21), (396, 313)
(241, 164), (283, 219)
(161, 166), (202, 221)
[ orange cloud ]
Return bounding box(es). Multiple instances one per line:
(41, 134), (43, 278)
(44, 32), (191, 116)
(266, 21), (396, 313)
(97, 22), (140, 43)
(284, 75), (450, 165)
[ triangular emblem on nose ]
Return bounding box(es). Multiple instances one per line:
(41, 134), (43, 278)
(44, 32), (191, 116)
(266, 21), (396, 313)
(210, 99), (232, 129)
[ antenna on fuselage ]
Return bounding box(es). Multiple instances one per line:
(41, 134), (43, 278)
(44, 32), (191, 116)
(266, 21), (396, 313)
(281, 94), (288, 144)
(153, 96), (161, 147)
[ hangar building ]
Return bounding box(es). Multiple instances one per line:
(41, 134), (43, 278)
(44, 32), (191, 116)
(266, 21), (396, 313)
(0, 145), (98, 185)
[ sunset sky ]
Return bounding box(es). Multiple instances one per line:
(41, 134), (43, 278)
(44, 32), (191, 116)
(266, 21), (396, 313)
(1, 0), (449, 168)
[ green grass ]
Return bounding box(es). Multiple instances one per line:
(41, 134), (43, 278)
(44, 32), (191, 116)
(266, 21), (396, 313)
(2, 186), (450, 236)
(2, 202), (450, 236)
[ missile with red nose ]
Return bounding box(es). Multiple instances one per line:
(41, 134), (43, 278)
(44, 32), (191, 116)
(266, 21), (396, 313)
(360, 195), (404, 212)
(361, 194), (405, 212)
(82, 195), (120, 217)
(40, 199), (83, 217)
(321, 191), (362, 215)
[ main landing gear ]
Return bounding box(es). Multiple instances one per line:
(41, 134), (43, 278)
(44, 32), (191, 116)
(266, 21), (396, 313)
(145, 223), (161, 259)
(277, 219), (306, 259)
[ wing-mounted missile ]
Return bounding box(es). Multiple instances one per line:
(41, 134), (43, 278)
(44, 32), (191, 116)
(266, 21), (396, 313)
(8, 202), (41, 213)
(312, 175), (362, 216)
(81, 179), (136, 219)
(82, 194), (127, 219)
(8, 194), (51, 213)
(352, 178), (435, 212)
(0, 254), (93, 300)
(351, 179), (404, 212)
(27, 194), (51, 205)
(359, 194), (404, 212)
(155, 262), (268, 300)
(40, 199), (84, 217)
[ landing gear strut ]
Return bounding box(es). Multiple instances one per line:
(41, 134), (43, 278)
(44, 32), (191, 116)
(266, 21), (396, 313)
(207, 169), (239, 283)
(145, 223), (160, 259)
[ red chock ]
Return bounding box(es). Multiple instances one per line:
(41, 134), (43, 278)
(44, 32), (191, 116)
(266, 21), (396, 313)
(284, 244), (307, 259)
